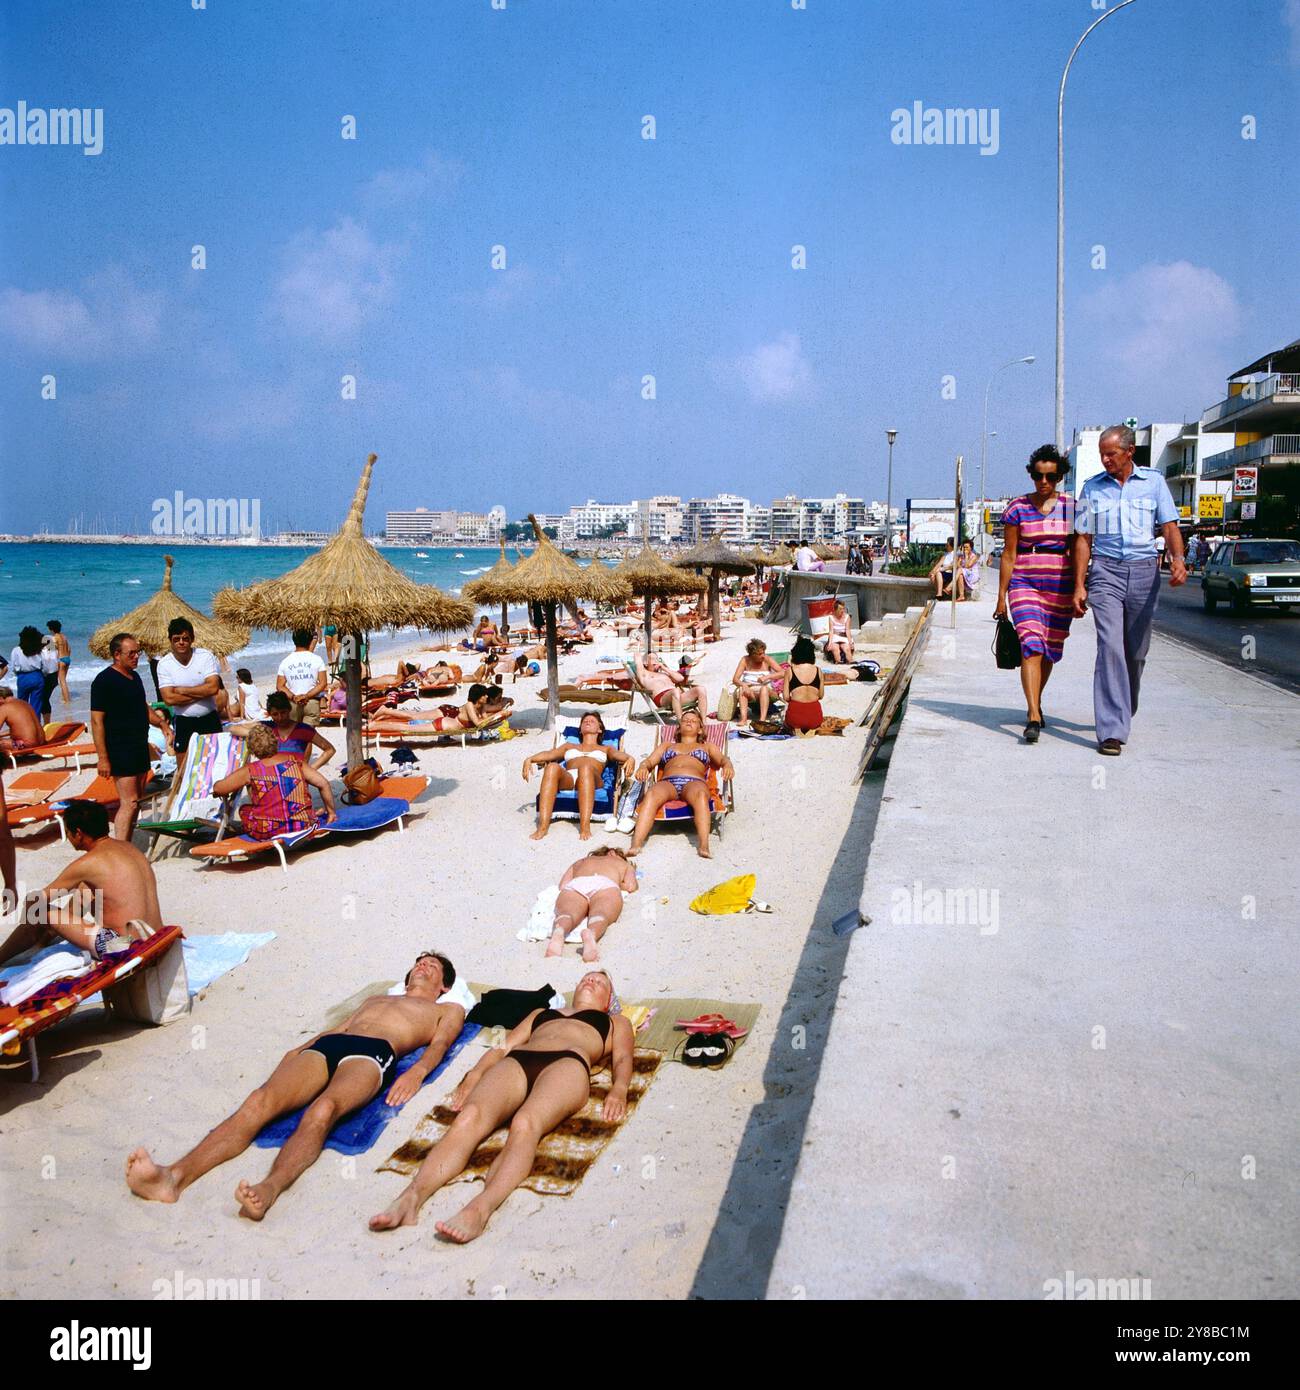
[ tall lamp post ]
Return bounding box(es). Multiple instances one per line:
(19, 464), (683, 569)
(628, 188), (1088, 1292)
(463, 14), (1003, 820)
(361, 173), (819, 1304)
(981, 355), (1035, 554)
(1056, 0), (1139, 450)
(883, 428), (898, 572)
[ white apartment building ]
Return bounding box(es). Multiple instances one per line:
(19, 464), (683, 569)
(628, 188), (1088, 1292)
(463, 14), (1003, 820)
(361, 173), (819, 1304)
(633, 496), (685, 543)
(685, 493), (749, 543)
(386, 508), (454, 542)
(801, 493), (868, 539)
(1069, 423), (1232, 523)
(567, 498), (640, 538)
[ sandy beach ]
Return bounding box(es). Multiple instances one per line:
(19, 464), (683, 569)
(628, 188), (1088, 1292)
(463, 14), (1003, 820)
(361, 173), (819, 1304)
(1, 615), (884, 1299)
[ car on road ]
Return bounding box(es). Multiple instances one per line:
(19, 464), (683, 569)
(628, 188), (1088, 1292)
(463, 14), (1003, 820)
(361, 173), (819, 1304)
(1201, 538), (1300, 614)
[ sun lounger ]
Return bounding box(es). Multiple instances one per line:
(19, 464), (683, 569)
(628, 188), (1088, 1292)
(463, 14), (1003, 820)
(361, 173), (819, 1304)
(137, 732), (247, 859)
(0, 925), (185, 1081)
(543, 724), (626, 826)
(1, 722), (96, 774)
(5, 770), (74, 834)
(188, 791), (420, 871)
(8, 771), (154, 840)
(651, 719), (734, 836)
(366, 712), (512, 747)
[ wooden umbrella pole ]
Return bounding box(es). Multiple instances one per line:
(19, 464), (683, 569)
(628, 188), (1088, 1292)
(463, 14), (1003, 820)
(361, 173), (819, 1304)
(643, 591), (653, 652)
(345, 633), (364, 768)
(544, 602), (560, 732)
(709, 571), (721, 641)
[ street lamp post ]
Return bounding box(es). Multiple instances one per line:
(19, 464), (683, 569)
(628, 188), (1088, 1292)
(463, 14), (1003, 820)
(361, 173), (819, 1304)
(981, 355), (1035, 554)
(1056, 0), (1139, 451)
(883, 428), (897, 573)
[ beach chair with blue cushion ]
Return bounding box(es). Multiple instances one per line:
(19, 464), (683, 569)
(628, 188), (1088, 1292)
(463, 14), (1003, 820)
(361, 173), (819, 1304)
(542, 724), (626, 826)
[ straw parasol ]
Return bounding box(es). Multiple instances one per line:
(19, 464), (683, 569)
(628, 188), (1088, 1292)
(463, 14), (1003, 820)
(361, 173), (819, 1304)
(612, 541), (707, 650)
(89, 553), (250, 697)
(466, 515), (630, 730)
(213, 453), (473, 766)
(461, 537), (518, 636)
(673, 534), (755, 640)
(768, 543), (795, 567)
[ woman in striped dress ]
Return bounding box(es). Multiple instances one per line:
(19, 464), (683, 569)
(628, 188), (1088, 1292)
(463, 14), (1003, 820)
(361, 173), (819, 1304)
(994, 445), (1077, 743)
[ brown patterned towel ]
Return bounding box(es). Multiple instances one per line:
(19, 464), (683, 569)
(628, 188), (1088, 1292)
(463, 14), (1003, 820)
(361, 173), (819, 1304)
(379, 1049), (662, 1196)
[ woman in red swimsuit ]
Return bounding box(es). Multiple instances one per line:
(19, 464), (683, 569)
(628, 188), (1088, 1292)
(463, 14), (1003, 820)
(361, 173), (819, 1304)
(369, 970), (634, 1244)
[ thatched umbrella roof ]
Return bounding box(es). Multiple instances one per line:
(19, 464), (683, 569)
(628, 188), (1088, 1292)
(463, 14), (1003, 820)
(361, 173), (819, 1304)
(674, 534), (755, 577)
(813, 543), (841, 560)
(472, 516), (630, 728)
(213, 453), (473, 765)
(768, 543), (796, 566)
(613, 541), (708, 650)
(212, 454), (473, 635)
(741, 546), (774, 566)
(460, 539), (517, 608)
(89, 553), (250, 660)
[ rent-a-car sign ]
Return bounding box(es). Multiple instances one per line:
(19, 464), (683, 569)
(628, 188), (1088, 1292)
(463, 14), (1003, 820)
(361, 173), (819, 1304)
(1234, 466), (1259, 499)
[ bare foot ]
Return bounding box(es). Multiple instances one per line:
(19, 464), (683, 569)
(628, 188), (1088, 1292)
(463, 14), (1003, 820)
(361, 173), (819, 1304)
(580, 928), (600, 963)
(577, 827), (592, 841)
(529, 827), (547, 841)
(125, 1147), (180, 1203)
(369, 1186), (423, 1232)
(697, 844), (712, 859)
(235, 1178), (277, 1222)
(626, 845), (642, 858)
(544, 928), (566, 958)
(435, 1200), (490, 1244)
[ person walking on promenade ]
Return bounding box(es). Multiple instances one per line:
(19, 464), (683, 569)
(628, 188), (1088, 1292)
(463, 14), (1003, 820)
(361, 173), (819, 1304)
(994, 446), (1078, 743)
(1072, 424), (1186, 756)
(91, 633), (173, 839)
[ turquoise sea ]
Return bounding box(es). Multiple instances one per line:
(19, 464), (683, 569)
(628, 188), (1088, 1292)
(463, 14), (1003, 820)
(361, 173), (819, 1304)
(0, 542), (506, 712)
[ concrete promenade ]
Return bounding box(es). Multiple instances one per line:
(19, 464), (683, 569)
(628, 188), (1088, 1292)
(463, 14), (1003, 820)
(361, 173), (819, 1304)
(768, 583), (1299, 1299)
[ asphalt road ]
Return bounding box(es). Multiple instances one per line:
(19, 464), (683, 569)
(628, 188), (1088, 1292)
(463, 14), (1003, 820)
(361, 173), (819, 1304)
(1153, 572), (1300, 695)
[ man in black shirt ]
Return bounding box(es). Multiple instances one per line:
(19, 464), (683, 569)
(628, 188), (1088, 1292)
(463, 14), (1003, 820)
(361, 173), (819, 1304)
(90, 632), (172, 840)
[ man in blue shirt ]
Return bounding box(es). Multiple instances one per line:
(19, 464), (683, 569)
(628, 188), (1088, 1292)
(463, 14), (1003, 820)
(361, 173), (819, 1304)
(1072, 425), (1186, 754)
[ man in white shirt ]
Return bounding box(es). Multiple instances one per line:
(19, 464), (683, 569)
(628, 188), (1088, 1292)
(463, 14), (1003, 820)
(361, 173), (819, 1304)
(793, 544), (825, 573)
(277, 628), (328, 727)
(156, 618), (223, 759)
(929, 538), (956, 597)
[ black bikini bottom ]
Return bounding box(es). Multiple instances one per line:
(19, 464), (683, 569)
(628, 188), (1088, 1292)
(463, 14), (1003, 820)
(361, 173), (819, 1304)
(505, 1050), (590, 1098)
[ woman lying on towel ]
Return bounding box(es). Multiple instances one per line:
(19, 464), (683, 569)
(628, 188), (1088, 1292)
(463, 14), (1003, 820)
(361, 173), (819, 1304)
(523, 711), (633, 841)
(548, 847), (637, 960)
(368, 684), (501, 736)
(214, 724), (336, 840)
(369, 969), (634, 1244)
(628, 708), (734, 859)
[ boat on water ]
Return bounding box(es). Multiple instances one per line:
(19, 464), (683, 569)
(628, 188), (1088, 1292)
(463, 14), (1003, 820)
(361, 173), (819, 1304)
(415, 551), (429, 558)
(454, 552), (464, 557)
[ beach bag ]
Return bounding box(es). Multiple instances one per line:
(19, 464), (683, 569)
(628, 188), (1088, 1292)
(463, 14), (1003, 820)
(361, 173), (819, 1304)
(678, 1032), (736, 1069)
(343, 757), (383, 805)
(993, 616), (1022, 670)
(104, 937), (190, 1027)
(690, 874), (769, 916)
(716, 687), (736, 722)
(815, 717), (853, 736)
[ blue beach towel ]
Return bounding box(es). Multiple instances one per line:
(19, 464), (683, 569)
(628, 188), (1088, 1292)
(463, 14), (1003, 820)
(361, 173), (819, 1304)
(182, 932), (277, 997)
(251, 1022), (481, 1156)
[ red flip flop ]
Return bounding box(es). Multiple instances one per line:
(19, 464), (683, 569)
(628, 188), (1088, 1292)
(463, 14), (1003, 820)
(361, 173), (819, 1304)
(674, 1013), (748, 1039)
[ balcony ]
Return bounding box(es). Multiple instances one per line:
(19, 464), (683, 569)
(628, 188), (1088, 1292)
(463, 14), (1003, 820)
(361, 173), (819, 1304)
(1200, 434), (1300, 480)
(1201, 374), (1300, 432)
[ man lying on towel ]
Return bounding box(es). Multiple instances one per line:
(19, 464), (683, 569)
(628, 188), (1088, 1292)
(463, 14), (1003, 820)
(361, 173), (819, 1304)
(0, 799), (164, 967)
(126, 951), (465, 1221)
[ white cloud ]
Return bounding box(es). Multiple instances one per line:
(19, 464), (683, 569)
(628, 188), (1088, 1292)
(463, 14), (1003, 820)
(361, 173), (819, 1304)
(271, 217), (400, 343)
(1286, 0), (1300, 64)
(0, 267), (162, 360)
(716, 331), (814, 402)
(1083, 261), (1242, 391)
(360, 151), (464, 209)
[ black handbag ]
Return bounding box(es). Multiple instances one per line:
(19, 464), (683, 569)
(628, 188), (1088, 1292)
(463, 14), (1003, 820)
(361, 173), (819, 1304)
(992, 615), (1022, 670)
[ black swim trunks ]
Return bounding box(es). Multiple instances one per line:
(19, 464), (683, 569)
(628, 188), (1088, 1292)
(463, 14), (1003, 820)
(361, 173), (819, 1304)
(303, 1032), (396, 1082)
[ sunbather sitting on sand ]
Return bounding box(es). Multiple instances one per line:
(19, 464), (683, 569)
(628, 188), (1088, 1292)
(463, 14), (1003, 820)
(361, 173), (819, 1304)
(548, 847), (637, 961)
(0, 687), (45, 754)
(370, 968), (633, 1244)
(524, 711), (633, 840)
(628, 709), (733, 859)
(0, 799), (164, 967)
(127, 951), (466, 1220)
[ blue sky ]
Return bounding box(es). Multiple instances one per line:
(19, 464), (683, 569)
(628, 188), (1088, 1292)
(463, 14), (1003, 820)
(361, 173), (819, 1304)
(1, 0), (1297, 533)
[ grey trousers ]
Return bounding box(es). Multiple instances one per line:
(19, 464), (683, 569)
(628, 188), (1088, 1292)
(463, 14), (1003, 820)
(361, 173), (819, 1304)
(1088, 555), (1161, 743)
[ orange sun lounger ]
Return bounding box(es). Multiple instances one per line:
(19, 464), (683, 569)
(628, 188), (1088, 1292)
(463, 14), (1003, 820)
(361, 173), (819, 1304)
(1, 721), (97, 775)
(0, 924), (185, 1081)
